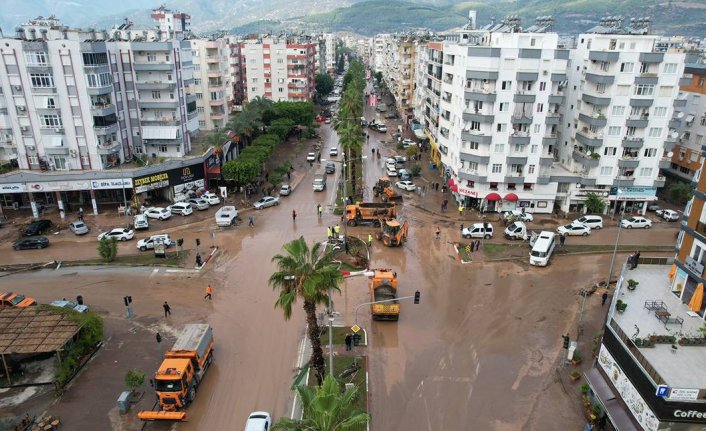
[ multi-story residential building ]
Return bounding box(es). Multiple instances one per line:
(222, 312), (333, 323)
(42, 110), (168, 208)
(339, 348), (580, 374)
(372, 34), (389, 73)
(322, 33), (336, 74)
(225, 36), (244, 110)
(150, 6), (191, 41)
(560, 18), (687, 214)
(190, 37), (231, 130)
(380, 34), (425, 117)
(240, 36), (318, 102)
(413, 40), (444, 167)
(663, 64), (706, 183)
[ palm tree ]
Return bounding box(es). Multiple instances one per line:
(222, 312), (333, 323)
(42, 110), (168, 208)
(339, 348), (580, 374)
(205, 129), (229, 155)
(229, 108), (263, 147)
(269, 237), (343, 386)
(272, 375), (369, 431)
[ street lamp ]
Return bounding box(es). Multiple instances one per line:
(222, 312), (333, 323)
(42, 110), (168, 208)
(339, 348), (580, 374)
(606, 189), (626, 289)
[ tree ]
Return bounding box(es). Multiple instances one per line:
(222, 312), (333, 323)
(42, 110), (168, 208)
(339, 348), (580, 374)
(229, 108), (263, 147)
(315, 73), (334, 97)
(269, 237), (343, 386)
(268, 118), (295, 141)
(585, 192), (606, 214)
(124, 369), (145, 394)
(273, 101), (316, 125)
(272, 375), (369, 431)
(205, 130), (230, 155)
(667, 182), (692, 205)
(98, 237), (118, 262)
(336, 55), (345, 74)
(222, 158), (260, 186)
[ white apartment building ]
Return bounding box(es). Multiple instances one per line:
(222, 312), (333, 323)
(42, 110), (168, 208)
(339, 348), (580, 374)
(380, 34), (425, 116)
(225, 36), (244, 110)
(560, 19), (687, 214)
(322, 33), (336, 74)
(413, 40), (443, 166)
(372, 34), (389, 73)
(150, 6), (191, 41)
(190, 37), (231, 130)
(434, 18), (567, 213)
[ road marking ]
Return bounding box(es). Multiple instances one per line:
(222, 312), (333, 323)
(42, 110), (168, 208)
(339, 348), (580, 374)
(429, 376), (472, 383)
(149, 268), (159, 278)
(164, 269), (199, 274)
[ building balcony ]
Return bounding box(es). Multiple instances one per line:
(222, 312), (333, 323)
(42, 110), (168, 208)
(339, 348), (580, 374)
(140, 117), (181, 126)
(614, 175), (635, 186)
(510, 133), (530, 145)
(545, 113), (562, 125)
(630, 97), (654, 107)
(206, 56), (219, 64)
(511, 114), (532, 125)
(617, 157), (640, 168)
(463, 112), (494, 123)
(31, 86), (57, 94)
(464, 89), (497, 103)
(572, 149), (600, 168)
(87, 84), (113, 95)
(94, 123), (118, 136)
(132, 42), (173, 52)
(133, 62), (174, 71)
(658, 158), (671, 169)
(91, 103), (116, 117)
(576, 131), (604, 147)
(513, 93), (536, 103)
(582, 93), (611, 107)
(97, 140), (120, 155)
(654, 175), (666, 187)
(139, 100), (179, 109)
(135, 81), (176, 90)
(622, 137), (644, 148)
(626, 116), (649, 128)
(548, 94), (564, 104)
(578, 112), (607, 127)
(585, 72), (615, 85)
(461, 131), (492, 144)
(504, 174), (525, 183)
(543, 133), (558, 145)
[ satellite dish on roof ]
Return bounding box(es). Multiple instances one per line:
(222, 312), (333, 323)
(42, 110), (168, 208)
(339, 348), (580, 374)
(667, 151), (674, 157)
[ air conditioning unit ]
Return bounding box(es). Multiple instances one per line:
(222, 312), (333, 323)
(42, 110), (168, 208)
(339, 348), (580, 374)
(13, 85), (21, 91)
(55, 128), (64, 133)
(542, 70), (549, 76)
(20, 126), (29, 132)
(17, 106), (26, 112)
(576, 184), (583, 188)
(26, 145), (35, 150)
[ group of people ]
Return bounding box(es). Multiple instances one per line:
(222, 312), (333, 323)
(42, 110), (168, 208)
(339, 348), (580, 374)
(628, 251), (641, 270)
(326, 224), (342, 240)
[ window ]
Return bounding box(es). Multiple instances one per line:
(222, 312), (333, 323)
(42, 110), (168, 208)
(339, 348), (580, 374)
(81, 155), (90, 166)
(198, 120), (206, 127)
(30, 73), (54, 88)
(528, 164), (536, 174)
(468, 141), (479, 150)
(468, 161), (478, 172)
(616, 85), (630, 96)
(46, 98), (55, 109)
(470, 121), (480, 131)
(620, 62), (634, 73)
(498, 103), (508, 112)
(600, 166), (613, 176)
(494, 144), (505, 153)
(634, 84), (654, 96)
(210, 92), (218, 101)
(158, 145), (168, 153)
(658, 86), (674, 97)
(539, 82), (546, 91)
(151, 91), (161, 99)
(530, 145), (538, 154)
(165, 55), (170, 62)
(533, 124), (541, 134)
(639, 167), (653, 177)
(491, 164), (502, 173)
(611, 106), (625, 116)
(85, 72), (112, 88)
(604, 147), (617, 156)
(501, 81), (512, 90)
(194, 79), (201, 85)
(663, 63), (678, 74)
(653, 106), (667, 118)
(197, 107), (205, 113)
(497, 124), (507, 133)
(40, 114), (62, 128)
(595, 83), (606, 94)
(147, 54), (157, 62)
(648, 127), (662, 138)
(49, 156), (67, 170)
(536, 103), (544, 113)
(196, 93), (203, 100)
(25, 52), (48, 66)
(28, 156), (39, 165)
(514, 144), (525, 153)
(643, 148), (657, 157)
(608, 126), (621, 136)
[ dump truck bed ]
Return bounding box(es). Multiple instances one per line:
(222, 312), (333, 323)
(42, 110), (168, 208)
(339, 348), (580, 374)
(358, 202), (396, 209)
(373, 284), (398, 302)
(169, 324), (212, 359)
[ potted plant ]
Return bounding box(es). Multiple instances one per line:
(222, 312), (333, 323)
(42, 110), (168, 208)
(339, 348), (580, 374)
(627, 279), (639, 291)
(616, 300), (627, 312)
(590, 152), (600, 160)
(570, 368), (582, 382)
(571, 350), (583, 365)
(581, 383), (590, 395)
(124, 368), (146, 404)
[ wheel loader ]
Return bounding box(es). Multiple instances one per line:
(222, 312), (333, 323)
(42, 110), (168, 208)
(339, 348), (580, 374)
(372, 177), (401, 202)
(375, 219), (409, 247)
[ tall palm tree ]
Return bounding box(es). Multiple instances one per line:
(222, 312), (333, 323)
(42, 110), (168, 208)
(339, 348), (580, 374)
(270, 237), (343, 386)
(248, 95), (274, 118)
(273, 375), (369, 431)
(229, 108), (263, 147)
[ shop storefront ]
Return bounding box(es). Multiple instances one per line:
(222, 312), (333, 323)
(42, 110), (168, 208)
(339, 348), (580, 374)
(608, 186), (657, 216)
(169, 163), (205, 202)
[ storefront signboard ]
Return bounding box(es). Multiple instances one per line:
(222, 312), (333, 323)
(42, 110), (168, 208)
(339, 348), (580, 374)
(91, 178), (133, 190)
(133, 172), (169, 194)
(0, 183), (27, 193)
(28, 180), (91, 192)
(608, 186), (657, 201)
(457, 185), (478, 198)
(668, 388), (700, 401)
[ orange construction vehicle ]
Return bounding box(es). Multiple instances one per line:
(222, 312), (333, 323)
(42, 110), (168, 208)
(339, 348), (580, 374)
(138, 324), (214, 421)
(369, 269), (400, 321)
(376, 219), (409, 247)
(345, 202), (397, 227)
(372, 177), (401, 202)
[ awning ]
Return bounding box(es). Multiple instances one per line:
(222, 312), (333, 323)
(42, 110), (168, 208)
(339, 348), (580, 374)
(685, 114), (695, 123)
(207, 165), (221, 175)
(485, 193), (501, 201)
(689, 283), (704, 312)
(504, 193), (519, 202)
(448, 178), (456, 187)
(451, 184), (458, 193)
(142, 126), (178, 140)
(584, 369), (641, 431)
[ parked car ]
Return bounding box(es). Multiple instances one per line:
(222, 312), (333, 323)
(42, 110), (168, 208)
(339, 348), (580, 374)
(315, 115), (325, 123)
(136, 234), (174, 251)
(395, 180), (416, 191)
(647, 203), (661, 212)
(557, 222), (591, 236)
(0, 292), (36, 307)
(133, 214), (150, 230)
(398, 169), (412, 181)
(325, 163), (336, 174)
(385, 112), (399, 119)
(329, 147), (339, 157)
(253, 196), (280, 210)
(386, 166), (398, 177)
(401, 139), (415, 148)
(279, 184), (292, 196)
(144, 207), (172, 220)
(97, 228), (134, 241)
(573, 215), (603, 230)
(24, 219), (51, 236)
(68, 220), (90, 235)
(215, 206), (239, 227)
(393, 155), (407, 164)
(360, 118), (368, 127)
(376, 124), (388, 133)
(244, 411), (271, 431)
(306, 152), (317, 162)
(621, 216), (652, 229)
(662, 209), (680, 221)
(50, 299), (88, 313)
(324, 117), (332, 124)
(462, 223), (494, 239)
(385, 158), (398, 169)
(188, 198), (210, 210)
(13, 236), (49, 250)
(503, 210), (534, 222)
(202, 192), (221, 205)
(168, 202), (194, 216)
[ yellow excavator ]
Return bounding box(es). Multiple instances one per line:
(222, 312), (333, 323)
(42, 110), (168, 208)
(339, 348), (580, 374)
(372, 177), (401, 202)
(376, 219), (409, 247)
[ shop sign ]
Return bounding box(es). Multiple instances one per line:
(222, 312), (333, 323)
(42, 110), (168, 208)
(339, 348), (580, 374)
(608, 186), (657, 201)
(133, 172), (169, 194)
(674, 410), (706, 419)
(0, 183), (27, 193)
(173, 179), (204, 195)
(668, 388), (700, 401)
(457, 185), (478, 197)
(167, 163), (204, 187)
(91, 178), (133, 190)
(28, 180), (91, 192)
(684, 256), (705, 277)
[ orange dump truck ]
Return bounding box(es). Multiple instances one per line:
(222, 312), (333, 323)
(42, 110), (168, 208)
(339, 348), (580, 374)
(345, 202), (397, 226)
(369, 269), (400, 321)
(138, 323), (214, 421)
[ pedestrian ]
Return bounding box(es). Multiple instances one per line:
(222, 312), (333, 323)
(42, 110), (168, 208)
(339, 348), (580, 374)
(156, 332), (162, 343)
(601, 292), (609, 306)
(460, 223), (464, 233)
(436, 183), (440, 191)
(317, 204), (322, 218)
(204, 284), (213, 300)
(443, 199), (448, 211)
(287, 171), (291, 181)
(163, 301), (171, 318)
(78, 207), (84, 221)
(344, 333), (353, 351)
(248, 215), (255, 227)
(560, 234), (566, 247)
(368, 234), (373, 247)
(327, 226), (332, 240)
(458, 205), (464, 217)
(334, 224), (341, 237)
(292, 210), (297, 222)
(633, 251), (641, 269)
(435, 225), (440, 240)
(628, 253), (635, 270)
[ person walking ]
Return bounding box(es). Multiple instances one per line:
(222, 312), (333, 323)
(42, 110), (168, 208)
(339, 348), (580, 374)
(248, 215), (255, 227)
(601, 292), (609, 306)
(78, 207), (84, 221)
(327, 226), (333, 240)
(633, 251), (641, 269)
(317, 204), (322, 218)
(368, 233), (373, 247)
(460, 223), (464, 233)
(458, 205), (464, 217)
(560, 234), (566, 248)
(628, 253), (636, 270)
(435, 225), (441, 240)
(163, 301), (171, 318)
(344, 333), (353, 351)
(334, 224), (341, 238)
(204, 284), (213, 300)
(292, 210), (297, 223)
(156, 332), (162, 344)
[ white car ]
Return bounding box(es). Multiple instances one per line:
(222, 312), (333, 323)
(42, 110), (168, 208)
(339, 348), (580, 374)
(51, 300), (89, 313)
(202, 192), (221, 205)
(503, 209), (533, 222)
(144, 207), (172, 220)
(168, 202), (193, 216)
(662, 209), (680, 221)
(136, 234), (173, 251)
(462, 223), (494, 239)
(253, 196), (280, 210)
(557, 222), (591, 236)
(401, 138), (415, 148)
(385, 158), (397, 169)
(244, 411), (271, 431)
(574, 215), (603, 229)
(621, 216), (652, 229)
(306, 152), (317, 162)
(279, 184), (292, 196)
(386, 166), (398, 177)
(393, 155), (407, 163)
(395, 180), (416, 191)
(329, 147), (339, 157)
(187, 198), (210, 210)
(97, 228), (134, 241)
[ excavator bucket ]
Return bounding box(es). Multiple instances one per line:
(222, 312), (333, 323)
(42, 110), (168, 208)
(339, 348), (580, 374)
(138, 411), (187, 421)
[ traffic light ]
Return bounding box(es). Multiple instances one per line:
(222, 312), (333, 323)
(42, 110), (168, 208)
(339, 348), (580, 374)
(562, 334), (570, 349)
(414, 290), (421, 304)
(195, 238), (201, 247)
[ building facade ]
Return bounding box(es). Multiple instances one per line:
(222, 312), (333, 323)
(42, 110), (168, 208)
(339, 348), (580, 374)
(380, 34), (424, 117)
(190, 37), (231, 130)
(150, 6), (191, 41)
(413, 40), (444, 167)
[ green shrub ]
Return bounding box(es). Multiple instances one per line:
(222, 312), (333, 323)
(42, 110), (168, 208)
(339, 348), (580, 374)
(125, 369), (146, 392)
(411, 165), (422, 176)
(97, 237), (118, 262)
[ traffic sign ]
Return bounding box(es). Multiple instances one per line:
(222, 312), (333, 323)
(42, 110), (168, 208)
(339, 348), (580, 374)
(351, 324), (361, 333)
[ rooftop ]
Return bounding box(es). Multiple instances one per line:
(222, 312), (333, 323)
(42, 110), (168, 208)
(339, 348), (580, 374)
(610, 263), (706, 389)
(0, 307), (83, 355)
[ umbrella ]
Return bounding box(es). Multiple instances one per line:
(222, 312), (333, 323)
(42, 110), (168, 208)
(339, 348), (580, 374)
(689, 283), (703, 313)
(668, 264), (677, 281)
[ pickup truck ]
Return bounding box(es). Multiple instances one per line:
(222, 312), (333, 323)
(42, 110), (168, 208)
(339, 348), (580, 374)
(215, 206), (238, 227)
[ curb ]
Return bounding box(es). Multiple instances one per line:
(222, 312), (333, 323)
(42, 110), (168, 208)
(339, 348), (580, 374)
(194, 246), (218, 271)
(483, 247), (674, 263)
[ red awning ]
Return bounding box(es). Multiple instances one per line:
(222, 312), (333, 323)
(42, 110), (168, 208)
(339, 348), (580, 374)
(451, 184), (459, 193)
(447, 178), (455, 186)
(207, 165), (221, 175)
(485, 193), (501, 201)
(504, 193), (519, 202)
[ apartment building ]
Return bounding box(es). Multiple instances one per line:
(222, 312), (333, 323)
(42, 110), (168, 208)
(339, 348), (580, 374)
(226, 36), (244, 110)
(413, 40), (444, 167)
(663, 64), (706, 182)
(372, 34), (389, 73)
(321, 33), (336, 74)
(560, 18), (687, 214)
(240, 36), (317, 102)
(190, 37), (231, 130)
(380, 34), (425, 117)
(150, 6), (191, 42)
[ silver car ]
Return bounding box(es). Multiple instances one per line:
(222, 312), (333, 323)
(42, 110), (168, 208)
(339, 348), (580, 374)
(68, 220), (89, 235)
(188, 198), (210, 210)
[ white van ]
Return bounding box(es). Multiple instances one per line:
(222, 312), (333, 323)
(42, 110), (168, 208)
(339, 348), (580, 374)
(529, 231), (556, 267)
(574, 215), (603, 229)
(136, 234), (173, 251)
(133, 214), (149, 231)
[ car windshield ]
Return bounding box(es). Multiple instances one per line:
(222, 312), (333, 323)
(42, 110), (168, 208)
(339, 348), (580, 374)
(10, 295), (25, 305)
(154, 378), (182, 392)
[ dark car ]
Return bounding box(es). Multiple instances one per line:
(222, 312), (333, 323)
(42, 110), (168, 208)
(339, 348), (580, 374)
(13, 236), (49, 250)
(325, 163), (336, 174)
(24, 219), (51, 236)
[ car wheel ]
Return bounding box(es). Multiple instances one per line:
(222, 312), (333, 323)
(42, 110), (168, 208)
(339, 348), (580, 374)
(121, 237), (127, 241)
(582, 232), (588, 236)
(275, 201), (279, 206)
(645, 225), (650, 229)
(596, 226), (602, 229)
(484, 234), (491, 239)
(140, 246), (147, 251)
(627, 225), (633, 229)
(464, 234), (471, 239)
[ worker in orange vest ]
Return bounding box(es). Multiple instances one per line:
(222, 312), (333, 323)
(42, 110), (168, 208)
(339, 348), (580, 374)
(204, 284), (213, 300)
